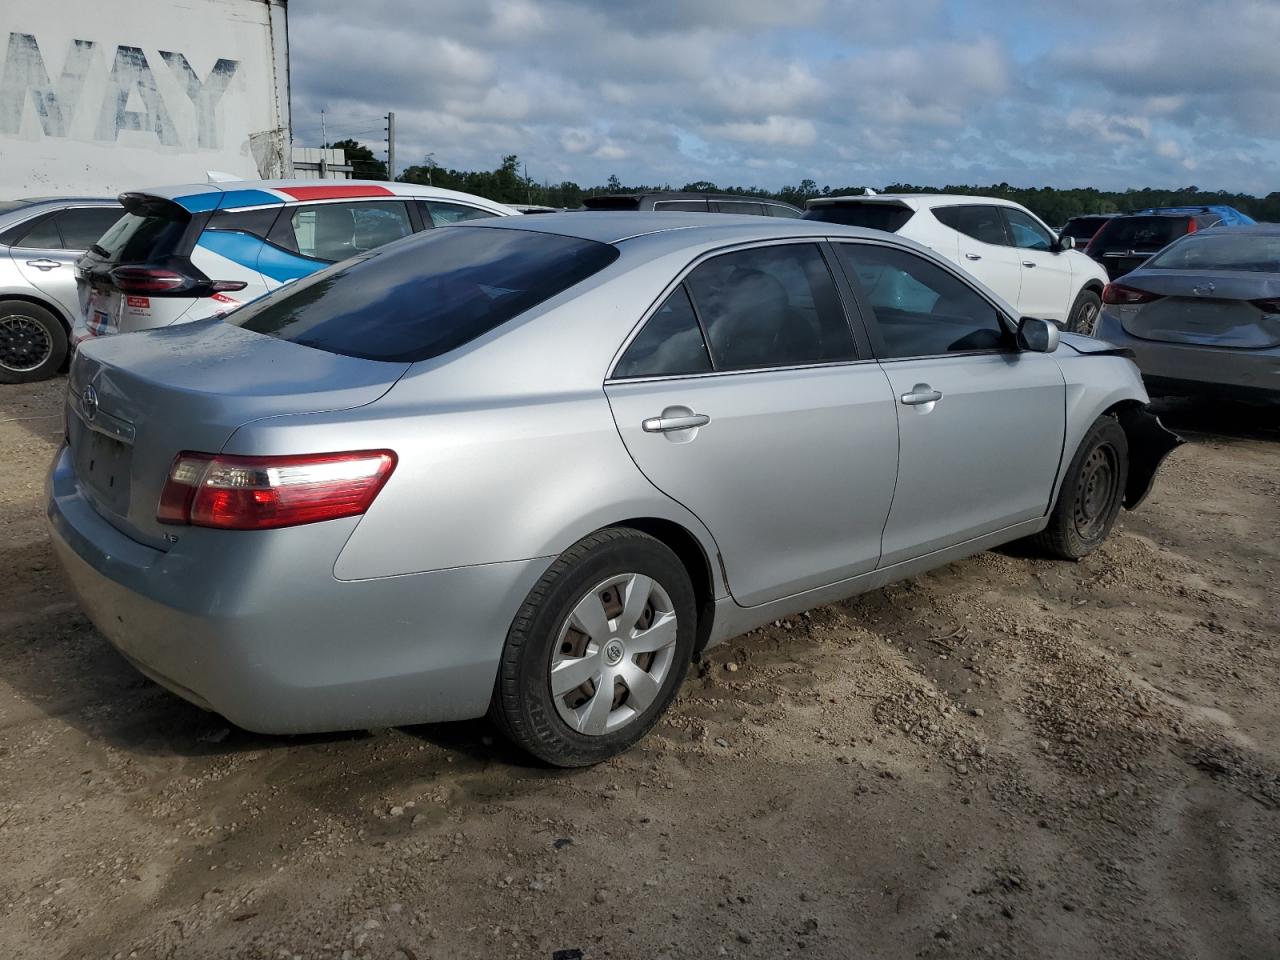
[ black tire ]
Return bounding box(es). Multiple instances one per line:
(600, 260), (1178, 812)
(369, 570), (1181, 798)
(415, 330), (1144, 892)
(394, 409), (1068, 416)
(489, 527), (697, 767)
(0, 300), (67, 384)
(1033, 416), (1128, 560)
(1066, 288), (1102, 336)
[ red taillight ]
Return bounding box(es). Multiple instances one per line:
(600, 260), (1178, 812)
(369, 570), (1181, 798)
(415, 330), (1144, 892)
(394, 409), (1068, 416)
(1250, 298), (1280, 314)
(1185, 219), (1198, 235)
(110, 266), (193, 295)
(157, 450), (397, 530)
(1102, 283), (1163, 306)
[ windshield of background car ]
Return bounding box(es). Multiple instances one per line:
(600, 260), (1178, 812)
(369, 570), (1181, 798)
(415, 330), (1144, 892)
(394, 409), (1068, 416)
(1146, 234), (1280, 273)
(92, 201), (192, 263)
(804, 203), (914, 232)
(226, 227), (620, 362)
(1091, 216), (1187, 250)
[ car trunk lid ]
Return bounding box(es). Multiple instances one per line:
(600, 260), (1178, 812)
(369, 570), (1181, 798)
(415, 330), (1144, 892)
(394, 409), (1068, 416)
(66, 320), (409, 550)
(1116, 271), (1280, 348)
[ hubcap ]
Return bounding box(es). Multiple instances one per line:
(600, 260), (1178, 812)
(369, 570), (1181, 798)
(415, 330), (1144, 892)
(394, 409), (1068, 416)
(549, 573), (679, 736)
(0, 314), (53, 372)
(1075, 302), (1100, 336)
(1074, 443), (1119, 540)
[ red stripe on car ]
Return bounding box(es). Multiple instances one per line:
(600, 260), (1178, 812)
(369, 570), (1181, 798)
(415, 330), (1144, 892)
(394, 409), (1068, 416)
(276, 185), (395, 201)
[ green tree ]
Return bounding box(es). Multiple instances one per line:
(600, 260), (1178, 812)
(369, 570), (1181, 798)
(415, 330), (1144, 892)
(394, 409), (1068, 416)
(329, 139), (387, 180)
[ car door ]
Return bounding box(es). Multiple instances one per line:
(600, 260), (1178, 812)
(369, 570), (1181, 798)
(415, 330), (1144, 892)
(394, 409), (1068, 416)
(605, 241), (898, 606)
(929, 204), (1023, 306)
(1003, 207), (1073, 323)
(834, 241), (1066, 566)
(10, 206), (122, 322)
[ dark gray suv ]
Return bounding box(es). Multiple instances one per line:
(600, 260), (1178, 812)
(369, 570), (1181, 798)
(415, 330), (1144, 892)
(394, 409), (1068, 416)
(582, 192), (801, 217)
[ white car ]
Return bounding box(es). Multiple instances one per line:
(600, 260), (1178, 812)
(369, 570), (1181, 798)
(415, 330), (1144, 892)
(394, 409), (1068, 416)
(72, 180), (516, 344)
(805, 194), (1109, 332)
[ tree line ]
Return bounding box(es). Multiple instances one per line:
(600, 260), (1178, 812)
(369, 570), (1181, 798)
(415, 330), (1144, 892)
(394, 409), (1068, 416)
(335, 143), (1280, 225)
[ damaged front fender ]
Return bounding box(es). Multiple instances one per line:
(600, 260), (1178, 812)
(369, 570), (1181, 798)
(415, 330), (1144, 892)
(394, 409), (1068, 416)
(1117, 405), (1184, 509)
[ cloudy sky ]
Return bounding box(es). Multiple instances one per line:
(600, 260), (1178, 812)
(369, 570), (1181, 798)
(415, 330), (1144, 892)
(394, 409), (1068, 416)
(289, 0), (1280, 194)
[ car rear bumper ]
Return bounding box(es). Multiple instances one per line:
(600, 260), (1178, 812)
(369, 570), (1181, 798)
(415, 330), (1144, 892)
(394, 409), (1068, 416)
(46, 445), (552, 734)
(1095, 312), (1280, 402)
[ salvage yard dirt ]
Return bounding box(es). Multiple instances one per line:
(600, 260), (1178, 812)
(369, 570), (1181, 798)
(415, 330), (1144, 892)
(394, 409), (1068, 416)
(1, 378), (1277, 960)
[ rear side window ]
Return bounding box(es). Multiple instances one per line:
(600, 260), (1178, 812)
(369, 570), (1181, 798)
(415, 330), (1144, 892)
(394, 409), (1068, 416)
(284, 201), (413, 262)
(227, 227), (619, 363)
(613, 285), (712, 379)
(804, 203), (914, 233)
(1092, 216), (1188, 250)
(765, 204), (802, 219)
(712, 200), (766, 216)
(206, 206), (279, 240)
(10, 213), (62, 248)
(55, 207), (124, 249)
(684, 244), (856, 371)
(93, 204), (192, 263)
(424, 201), (498, 226)
(932, 205), (1007, 245)
(653, 200), (708, 212)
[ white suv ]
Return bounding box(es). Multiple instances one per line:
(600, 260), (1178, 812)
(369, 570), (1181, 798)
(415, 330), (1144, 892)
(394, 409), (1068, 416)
(805, 194), (1108, 331)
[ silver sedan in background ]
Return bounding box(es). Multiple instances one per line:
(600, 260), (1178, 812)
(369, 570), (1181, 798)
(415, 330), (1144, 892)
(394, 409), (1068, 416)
(47, 213), (1180, 766)
(1093, 225), (1280, 403)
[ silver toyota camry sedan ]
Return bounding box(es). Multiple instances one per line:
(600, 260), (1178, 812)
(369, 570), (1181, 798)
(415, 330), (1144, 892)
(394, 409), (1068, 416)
(47, 213), (1180, 766)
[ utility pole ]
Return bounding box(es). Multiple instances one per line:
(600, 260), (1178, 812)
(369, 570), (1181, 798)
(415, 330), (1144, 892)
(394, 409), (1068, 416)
(385, 111), (396, 182)
(319, 109), (328, 178)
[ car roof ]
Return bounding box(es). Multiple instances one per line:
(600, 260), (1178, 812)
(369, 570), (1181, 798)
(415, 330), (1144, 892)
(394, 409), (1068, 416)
(808, 193), (1031, 212)
(1175, 222), (1280, 237)
(124, 180), (516, 216)
(586, 191), (793, 204)
(456, 209), (945, 251)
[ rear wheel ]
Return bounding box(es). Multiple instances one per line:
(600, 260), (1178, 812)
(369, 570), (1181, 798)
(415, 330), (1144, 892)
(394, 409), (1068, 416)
(0, 301), (67, 384)
(1032, 416), (1128, 560)
(489, 528), (697, 767)
(1066, 289), (1102, 336)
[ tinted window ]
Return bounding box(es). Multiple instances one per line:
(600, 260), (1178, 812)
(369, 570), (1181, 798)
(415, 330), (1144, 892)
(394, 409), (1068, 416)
(228, 227), (619, 363)
(424, 201), (497, 225)
(652, 200), (708, 212)
(581, 196), (642, 211)
(613, 285), (712, 379)
(765, 204), (802, 219)
(54, 207), (124, 249)
(932, 205), (1007, 245)
(207, 206), (279, 240)
(1004, 208), (1054, 251)
(804, 203), (914, 233)
(1091, 216), (1188, 251)
(1146, 233), (1280, 273)
(684, 244), (856, 371)
(1061, 216), (1107, 242)
(712, 201), (766, 216)
(92, 207), (191, 263)
(12, 213), (62, 248)
(289, 201), (412, 261)
(837, 244), (1006, 358)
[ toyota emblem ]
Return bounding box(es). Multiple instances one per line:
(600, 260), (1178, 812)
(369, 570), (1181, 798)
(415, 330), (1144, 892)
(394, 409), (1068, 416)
(1192, 281), (1216, 296)
(81, 384), (99, 421)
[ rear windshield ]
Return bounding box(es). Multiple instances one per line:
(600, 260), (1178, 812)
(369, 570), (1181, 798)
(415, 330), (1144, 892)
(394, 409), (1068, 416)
(1091, 216), (1188, 251)
(227, 226), (620, 362)
(1062, 217), (1107, 241)
(803, 204), (914, 233)
(582, 196), (642, 211)
(93, 198), (192, 262)
(1146, 234), (1280, 273)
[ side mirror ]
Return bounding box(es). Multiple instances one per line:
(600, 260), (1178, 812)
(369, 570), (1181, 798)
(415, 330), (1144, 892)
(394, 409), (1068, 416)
(1056, 235), (1076, 252)
(1017, 316), (1060, 353)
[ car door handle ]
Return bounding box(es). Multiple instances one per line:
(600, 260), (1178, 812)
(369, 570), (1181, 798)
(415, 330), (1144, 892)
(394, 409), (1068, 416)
(642, 413), (710, 433)
(1022, 260), (1037, 268)
(964, 253), (982, 261)
(26, 258), (61, 270)
(900, 385), (943, 406)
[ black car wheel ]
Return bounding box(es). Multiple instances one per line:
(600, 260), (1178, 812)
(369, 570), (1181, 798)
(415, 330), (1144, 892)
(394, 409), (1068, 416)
(1032, 416), (1129, 560)
(0, 301), (67, 384)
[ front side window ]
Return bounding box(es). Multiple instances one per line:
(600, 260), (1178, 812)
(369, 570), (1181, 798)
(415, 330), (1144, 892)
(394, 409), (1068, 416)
(613, 285), (712, 379)
(932, 205), (1008, 246)
(1003, 208), (1055, 251)
(55, 207), (125, 250)
(288, 201), (412, 262)
(424, 201), (497, 226)
(227, 227), (619, 363)
(837, 243), (1007, 359)
(684, 244), (856, 371)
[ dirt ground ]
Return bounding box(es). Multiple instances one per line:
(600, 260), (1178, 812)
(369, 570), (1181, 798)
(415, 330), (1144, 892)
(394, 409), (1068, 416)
(0, 377), (1277, 960)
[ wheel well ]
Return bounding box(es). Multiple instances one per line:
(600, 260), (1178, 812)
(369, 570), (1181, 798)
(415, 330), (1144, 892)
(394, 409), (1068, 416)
(616, 517), (717, 660)
(0, 293), (71, 332)
(1081, 280), (1104, 298)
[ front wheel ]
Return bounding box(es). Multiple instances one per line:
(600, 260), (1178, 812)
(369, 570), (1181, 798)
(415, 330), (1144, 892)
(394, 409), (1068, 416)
(0, 301), (67, 384)
(489, 528), (697, 767)
(1032, 416), (1129, 560)
(1066, 289), (1102, 336)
